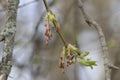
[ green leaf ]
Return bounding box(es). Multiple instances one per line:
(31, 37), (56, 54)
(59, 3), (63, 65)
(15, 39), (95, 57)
(77, 58), (97, 69)
(67, 44), (80, 54)
(79, 52), (89, 59)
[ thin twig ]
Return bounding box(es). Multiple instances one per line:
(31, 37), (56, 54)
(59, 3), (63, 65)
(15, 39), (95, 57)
(43, 0), (50, 12)
(31, 13), (44, 41)
(78, 0), (119, 80)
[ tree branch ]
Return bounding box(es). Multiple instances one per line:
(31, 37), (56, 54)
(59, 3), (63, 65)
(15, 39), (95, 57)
(78, 0), (119, 80)
(0, 0), (19, 80)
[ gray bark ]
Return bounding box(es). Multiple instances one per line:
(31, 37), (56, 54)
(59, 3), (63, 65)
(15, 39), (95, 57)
(0, 0), (19, 80)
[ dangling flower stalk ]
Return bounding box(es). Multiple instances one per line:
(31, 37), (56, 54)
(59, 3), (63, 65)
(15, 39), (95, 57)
(43, 0), (96, 72)
(43, 0), (68, 47)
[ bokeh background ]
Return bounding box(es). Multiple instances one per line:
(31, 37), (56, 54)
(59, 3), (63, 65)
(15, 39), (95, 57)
(0, 0), (120, 80)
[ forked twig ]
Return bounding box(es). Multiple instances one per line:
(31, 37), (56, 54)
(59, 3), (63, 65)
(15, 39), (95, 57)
(78, 0), (119, 80)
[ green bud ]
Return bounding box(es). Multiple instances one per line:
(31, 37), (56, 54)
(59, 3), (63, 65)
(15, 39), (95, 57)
(45, 12), (56, 22)
(61, 47), (66, 57)
(67, 44), (80, 54)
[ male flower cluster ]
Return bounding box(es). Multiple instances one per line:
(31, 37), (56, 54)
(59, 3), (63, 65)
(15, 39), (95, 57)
(44, 12), (56, 45)
(59, 44), (97, 71)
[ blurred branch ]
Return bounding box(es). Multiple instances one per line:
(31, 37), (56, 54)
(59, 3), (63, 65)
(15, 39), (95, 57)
(18, 0), (39, 8)
(0, 33), (4, 41)
(0, 0), (7, 11)
(61, 1), (75, 26)
(0, 0), (19, 80)
(78, 0), (119, 80)
(31, 13), (44, 41)
(0, 0), (40, 12)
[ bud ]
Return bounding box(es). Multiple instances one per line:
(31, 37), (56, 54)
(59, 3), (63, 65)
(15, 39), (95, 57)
(67, 44), (80, 55)
(45, 12), (56, 22)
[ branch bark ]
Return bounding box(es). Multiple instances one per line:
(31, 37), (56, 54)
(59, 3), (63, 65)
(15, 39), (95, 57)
(0, 0), (19, 80)
(78, 0), (119, 80)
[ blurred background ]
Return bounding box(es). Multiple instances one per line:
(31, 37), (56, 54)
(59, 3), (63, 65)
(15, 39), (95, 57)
(0, 0), (120, 80)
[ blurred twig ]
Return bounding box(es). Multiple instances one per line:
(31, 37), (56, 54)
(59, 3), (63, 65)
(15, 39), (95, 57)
(0, 33), (4, 41)
(18, 0), (39, 8)
(78, 0), (119, 80)
(0, 0), (7, 11)
(0, 0), (40, 12)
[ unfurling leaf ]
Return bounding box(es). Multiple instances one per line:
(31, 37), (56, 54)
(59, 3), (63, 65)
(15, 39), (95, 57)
(77, 58), (97, 69)
(59, 44), (97, 72)
(79, 52), (89, 59)
(67, 44), (80, 54)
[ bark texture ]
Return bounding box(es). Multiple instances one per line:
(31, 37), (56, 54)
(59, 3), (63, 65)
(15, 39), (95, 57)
(0, 0), (19, 80)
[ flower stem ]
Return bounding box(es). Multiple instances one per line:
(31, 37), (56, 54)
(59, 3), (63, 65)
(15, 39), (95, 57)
(43, 0), (50, 12)
(52, 20), (68, 47)
(43, 0), (68, 47)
